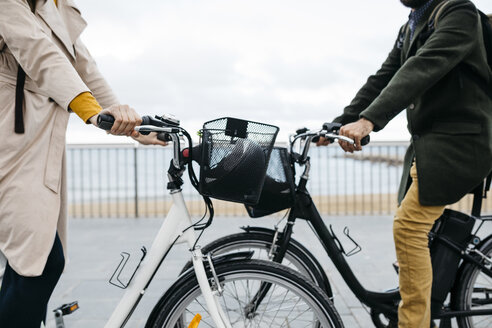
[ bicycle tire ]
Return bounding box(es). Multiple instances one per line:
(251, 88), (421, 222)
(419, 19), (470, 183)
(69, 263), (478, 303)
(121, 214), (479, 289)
(198, 231), (331, 295)
(454, 237), (492, 328)
(145, 259), (343, 328)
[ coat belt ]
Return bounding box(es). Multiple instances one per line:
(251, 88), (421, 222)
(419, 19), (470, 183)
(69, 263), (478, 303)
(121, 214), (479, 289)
(0, 72), (51, 97)
(0, 71), (52, 134)
(15, 66), (26, 133)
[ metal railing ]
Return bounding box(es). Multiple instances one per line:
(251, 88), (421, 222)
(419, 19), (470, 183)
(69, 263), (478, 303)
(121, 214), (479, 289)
(67, 142), (491, 218)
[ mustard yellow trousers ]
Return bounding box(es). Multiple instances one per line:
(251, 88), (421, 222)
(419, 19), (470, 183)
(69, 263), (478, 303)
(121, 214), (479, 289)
(394, 164), (445, 328)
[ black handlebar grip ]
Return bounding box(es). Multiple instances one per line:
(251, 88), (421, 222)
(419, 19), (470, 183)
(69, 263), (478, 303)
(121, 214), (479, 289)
(296, 127), (308, 135)
(138, 115), (152, 135)
(141, 115), (152, 126)
(157, 132), (172, 142)
(97, 114), (115, 130)
(361, 135), (370, 146)
(322, 122), (342, 132)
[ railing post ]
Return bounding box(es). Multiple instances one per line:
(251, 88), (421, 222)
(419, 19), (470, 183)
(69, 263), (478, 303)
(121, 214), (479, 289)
(134, 145), (139, 218)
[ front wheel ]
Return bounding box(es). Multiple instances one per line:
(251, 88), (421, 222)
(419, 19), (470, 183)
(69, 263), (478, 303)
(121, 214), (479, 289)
(198, 231), (332, 296)
(454, 238), (492, 328)
(145, 259), (344, 328)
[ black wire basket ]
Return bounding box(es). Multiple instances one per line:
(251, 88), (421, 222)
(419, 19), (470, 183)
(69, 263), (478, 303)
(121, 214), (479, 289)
(198, 117), (279, 205)
(245, 147), (296, 217)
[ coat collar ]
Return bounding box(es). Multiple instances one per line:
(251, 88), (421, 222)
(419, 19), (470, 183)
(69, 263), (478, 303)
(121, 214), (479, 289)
(404, 0), (445, 60)
(60, 0), (87, 45)
(35, 0), (87, 60)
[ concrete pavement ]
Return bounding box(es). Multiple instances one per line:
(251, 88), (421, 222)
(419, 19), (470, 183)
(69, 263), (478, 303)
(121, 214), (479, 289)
(46, 215), (489, 327)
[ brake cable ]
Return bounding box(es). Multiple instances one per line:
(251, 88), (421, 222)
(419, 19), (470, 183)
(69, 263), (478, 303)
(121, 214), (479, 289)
(181, 129), (215, 232)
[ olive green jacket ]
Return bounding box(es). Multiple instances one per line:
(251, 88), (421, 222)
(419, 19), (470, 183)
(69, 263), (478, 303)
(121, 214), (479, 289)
(334, 0), (492, 206)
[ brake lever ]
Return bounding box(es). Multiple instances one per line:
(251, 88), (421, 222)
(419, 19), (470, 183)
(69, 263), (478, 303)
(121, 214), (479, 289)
(321, 133), (370, 146)
(316, 122), (370, 146)
(311, 122), (341, 144)
(135, 126), (180, 133)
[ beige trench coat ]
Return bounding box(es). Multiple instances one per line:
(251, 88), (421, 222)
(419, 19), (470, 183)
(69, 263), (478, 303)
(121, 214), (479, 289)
(0, 0), (118, 276)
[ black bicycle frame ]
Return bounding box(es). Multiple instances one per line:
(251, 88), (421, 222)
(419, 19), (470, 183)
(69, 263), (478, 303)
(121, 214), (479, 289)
(293, 177), (400, 319)
(270, 175), (492, 321)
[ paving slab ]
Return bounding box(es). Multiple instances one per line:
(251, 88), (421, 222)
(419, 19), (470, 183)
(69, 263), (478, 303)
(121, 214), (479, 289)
(46, 215), (490, 327)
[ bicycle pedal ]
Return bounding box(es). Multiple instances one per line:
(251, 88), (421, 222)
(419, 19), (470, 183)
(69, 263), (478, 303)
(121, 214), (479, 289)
(53, 302), (79, 328)
(54, 301), (79, 316)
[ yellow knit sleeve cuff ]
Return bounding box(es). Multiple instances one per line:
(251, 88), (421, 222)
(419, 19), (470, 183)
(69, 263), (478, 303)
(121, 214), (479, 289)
(69, 92), (103, 123)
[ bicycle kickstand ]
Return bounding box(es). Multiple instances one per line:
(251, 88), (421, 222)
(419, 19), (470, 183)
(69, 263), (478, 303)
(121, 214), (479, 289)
(53, 301), (79, 328)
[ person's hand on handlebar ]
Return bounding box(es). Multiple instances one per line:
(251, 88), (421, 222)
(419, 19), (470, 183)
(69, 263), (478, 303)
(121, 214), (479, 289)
(132, 133), (168, 146)
(88, 104), (142, 137)
(338, 118), (374, 153)
(316, 136), (333, 147)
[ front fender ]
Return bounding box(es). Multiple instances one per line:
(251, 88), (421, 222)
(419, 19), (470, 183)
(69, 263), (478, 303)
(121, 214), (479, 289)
(240, 225), (278, 235)
(180, 251), (254, 275)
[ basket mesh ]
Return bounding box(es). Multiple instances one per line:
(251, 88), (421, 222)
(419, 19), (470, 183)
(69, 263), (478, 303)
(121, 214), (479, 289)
(245, 147), (296, 217)
(198, 117), (279, 205)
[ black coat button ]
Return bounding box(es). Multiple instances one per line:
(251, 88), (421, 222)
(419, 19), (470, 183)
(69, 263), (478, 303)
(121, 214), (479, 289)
(413, 134), (420, 140)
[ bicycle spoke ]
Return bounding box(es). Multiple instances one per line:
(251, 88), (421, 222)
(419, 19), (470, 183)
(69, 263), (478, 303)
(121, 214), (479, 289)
(159, 261), (339, 328)
(462, 247), (492, 328)
(473, 316), (490, 325)
(269, 284), (289, 326)
(185, 308), (215, 328)
(280, 306), (313, 324)
(257, 283), (277, 326)
(185, 300), (216, 328)
(279, 291), (303, 328)
(233, 280), (249, 325)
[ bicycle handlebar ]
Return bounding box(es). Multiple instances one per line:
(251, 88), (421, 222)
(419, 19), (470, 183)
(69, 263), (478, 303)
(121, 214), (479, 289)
(312, 122), (370, 146)
(97, 113), (185, 170)
(290, 124), (370, 164)
(328, 133), (370, 146)
(291, 130), (370, 147)
(97, 114), (180, 135)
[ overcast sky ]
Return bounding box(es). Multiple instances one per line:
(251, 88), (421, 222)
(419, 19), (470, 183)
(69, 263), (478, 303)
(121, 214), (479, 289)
(66, 0), (492, 144)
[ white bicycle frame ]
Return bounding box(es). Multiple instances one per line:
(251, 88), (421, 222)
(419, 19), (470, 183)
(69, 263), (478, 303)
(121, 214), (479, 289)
(101, 126), (232, 328)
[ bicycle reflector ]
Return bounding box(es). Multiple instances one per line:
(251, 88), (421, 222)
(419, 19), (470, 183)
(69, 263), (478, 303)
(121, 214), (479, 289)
(187, 314), (202, 328)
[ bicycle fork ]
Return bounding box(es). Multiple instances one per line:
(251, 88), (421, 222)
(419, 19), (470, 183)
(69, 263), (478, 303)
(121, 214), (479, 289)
(191, 246), (232, 328)
(245, 222), (294, 317)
